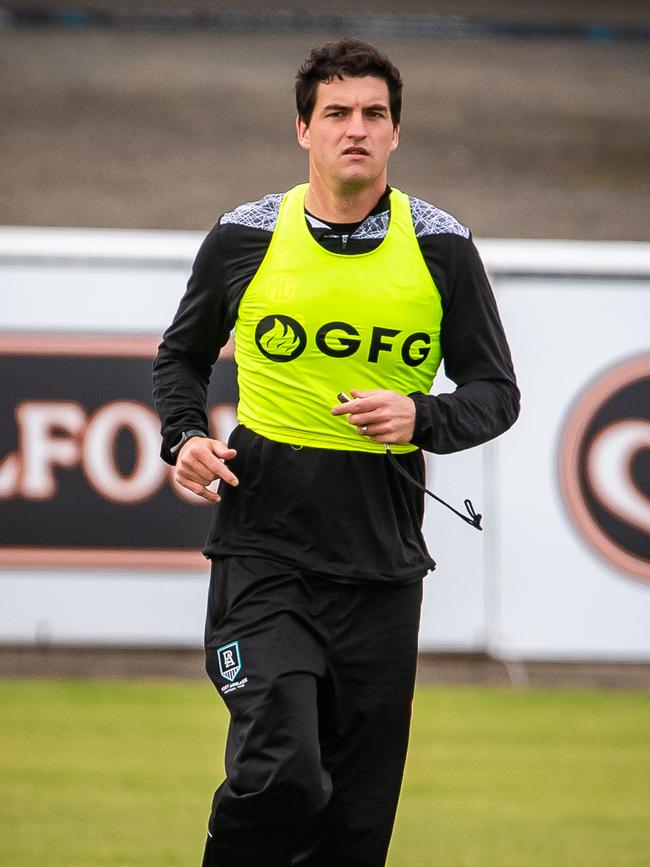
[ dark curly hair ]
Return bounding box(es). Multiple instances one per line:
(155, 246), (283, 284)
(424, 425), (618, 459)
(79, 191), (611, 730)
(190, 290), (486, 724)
(295, 38), (403, 126)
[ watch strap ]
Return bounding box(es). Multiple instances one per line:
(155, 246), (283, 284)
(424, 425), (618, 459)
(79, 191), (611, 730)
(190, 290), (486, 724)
(170, 429), (209, 456)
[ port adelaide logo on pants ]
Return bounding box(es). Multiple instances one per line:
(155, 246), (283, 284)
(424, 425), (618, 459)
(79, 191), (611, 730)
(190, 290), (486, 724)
(254, 314), (433, 366)
(218, 641), (242, 681)
(217, 641), (248, 694)
(558, 354), (650, 584)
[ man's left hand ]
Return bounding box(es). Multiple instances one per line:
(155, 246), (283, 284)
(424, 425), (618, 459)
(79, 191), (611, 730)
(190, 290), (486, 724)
(331, 389), (416, 444)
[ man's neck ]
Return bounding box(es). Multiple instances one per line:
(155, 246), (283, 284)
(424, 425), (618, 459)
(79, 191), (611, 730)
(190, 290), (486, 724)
(304, 175), (388, 223)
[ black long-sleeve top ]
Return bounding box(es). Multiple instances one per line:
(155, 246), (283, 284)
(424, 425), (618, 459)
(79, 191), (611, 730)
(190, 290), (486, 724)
(153, 188), (519, 583)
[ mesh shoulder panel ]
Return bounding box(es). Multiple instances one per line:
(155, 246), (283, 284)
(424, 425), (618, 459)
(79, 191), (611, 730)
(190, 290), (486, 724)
(220, 193), (284, 232)
(409, 197), (470, 239)
(350, 211), (390, 240)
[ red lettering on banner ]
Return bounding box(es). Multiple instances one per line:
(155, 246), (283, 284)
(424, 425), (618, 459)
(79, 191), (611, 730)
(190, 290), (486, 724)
(586, 419), (650, 535)
(2, 399), (237, 506)
(210, 403), (238, 442)
(16, 401), (86, 499)
(0, 453), (21, 500)
(83, 401), (167, 504)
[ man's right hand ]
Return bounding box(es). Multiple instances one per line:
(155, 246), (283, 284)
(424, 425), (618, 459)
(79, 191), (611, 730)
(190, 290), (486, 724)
(174, 436), (238, 503)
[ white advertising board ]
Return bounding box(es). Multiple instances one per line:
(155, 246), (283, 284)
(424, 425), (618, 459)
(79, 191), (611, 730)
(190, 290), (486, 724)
(491, 279), (649, 660)
(0, 229), (648, 658)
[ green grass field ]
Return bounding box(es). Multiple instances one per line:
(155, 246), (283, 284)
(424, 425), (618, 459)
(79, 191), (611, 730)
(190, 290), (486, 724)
(1, 681), (648, 866)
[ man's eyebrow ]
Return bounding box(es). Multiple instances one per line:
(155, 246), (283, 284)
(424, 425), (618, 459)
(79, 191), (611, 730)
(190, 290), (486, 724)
(321, 102), (389, 112)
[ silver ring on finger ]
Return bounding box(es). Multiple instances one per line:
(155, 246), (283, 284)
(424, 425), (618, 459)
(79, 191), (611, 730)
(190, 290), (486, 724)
(360, 424), (368, 435)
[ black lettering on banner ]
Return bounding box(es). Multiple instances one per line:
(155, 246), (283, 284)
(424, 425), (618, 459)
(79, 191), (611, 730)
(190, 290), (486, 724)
(401, 332), (431, 367)
(368, 327), (400, 364)
(315, 321), (361, 358)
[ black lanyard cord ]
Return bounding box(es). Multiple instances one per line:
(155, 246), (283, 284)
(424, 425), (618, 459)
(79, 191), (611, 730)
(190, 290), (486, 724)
(384, 445), (483, 531)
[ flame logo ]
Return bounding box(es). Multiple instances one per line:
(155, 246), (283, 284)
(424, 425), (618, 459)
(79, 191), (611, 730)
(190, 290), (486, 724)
(260, 318), (300, 355)
(255, 315), (307, 362)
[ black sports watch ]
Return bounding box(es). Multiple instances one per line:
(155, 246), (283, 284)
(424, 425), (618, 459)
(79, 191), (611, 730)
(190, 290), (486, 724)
(170, 429), (208, 456)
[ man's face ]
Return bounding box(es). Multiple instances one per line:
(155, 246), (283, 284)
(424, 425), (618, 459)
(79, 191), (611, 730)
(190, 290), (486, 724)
(296, 75), (399, 192)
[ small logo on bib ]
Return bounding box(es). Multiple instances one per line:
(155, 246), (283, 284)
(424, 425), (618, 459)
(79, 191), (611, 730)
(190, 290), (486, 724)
(255, 315), (307, 362)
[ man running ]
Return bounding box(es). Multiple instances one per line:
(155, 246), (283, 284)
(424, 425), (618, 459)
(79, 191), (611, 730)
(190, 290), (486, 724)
(153, 37), (519, 867)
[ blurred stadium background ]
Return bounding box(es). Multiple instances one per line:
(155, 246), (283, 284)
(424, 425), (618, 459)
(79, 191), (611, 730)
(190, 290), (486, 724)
(1, 2), (649, 865)
(3, 0), (649, 237)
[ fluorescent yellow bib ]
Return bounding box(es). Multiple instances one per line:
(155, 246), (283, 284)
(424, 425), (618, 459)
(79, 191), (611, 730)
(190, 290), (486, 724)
(234, 184), (443, 453)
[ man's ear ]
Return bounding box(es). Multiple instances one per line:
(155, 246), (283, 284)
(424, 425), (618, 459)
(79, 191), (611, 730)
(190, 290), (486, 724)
(296, 114), (310, 151)
(390, 123), (400, 153)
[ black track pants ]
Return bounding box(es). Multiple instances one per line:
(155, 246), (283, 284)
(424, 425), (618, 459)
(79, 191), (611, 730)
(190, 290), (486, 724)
(201, 556), (423, 867)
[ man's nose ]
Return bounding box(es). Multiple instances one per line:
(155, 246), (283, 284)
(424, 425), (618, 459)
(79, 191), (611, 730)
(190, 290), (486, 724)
(346, 110), (368, 138)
